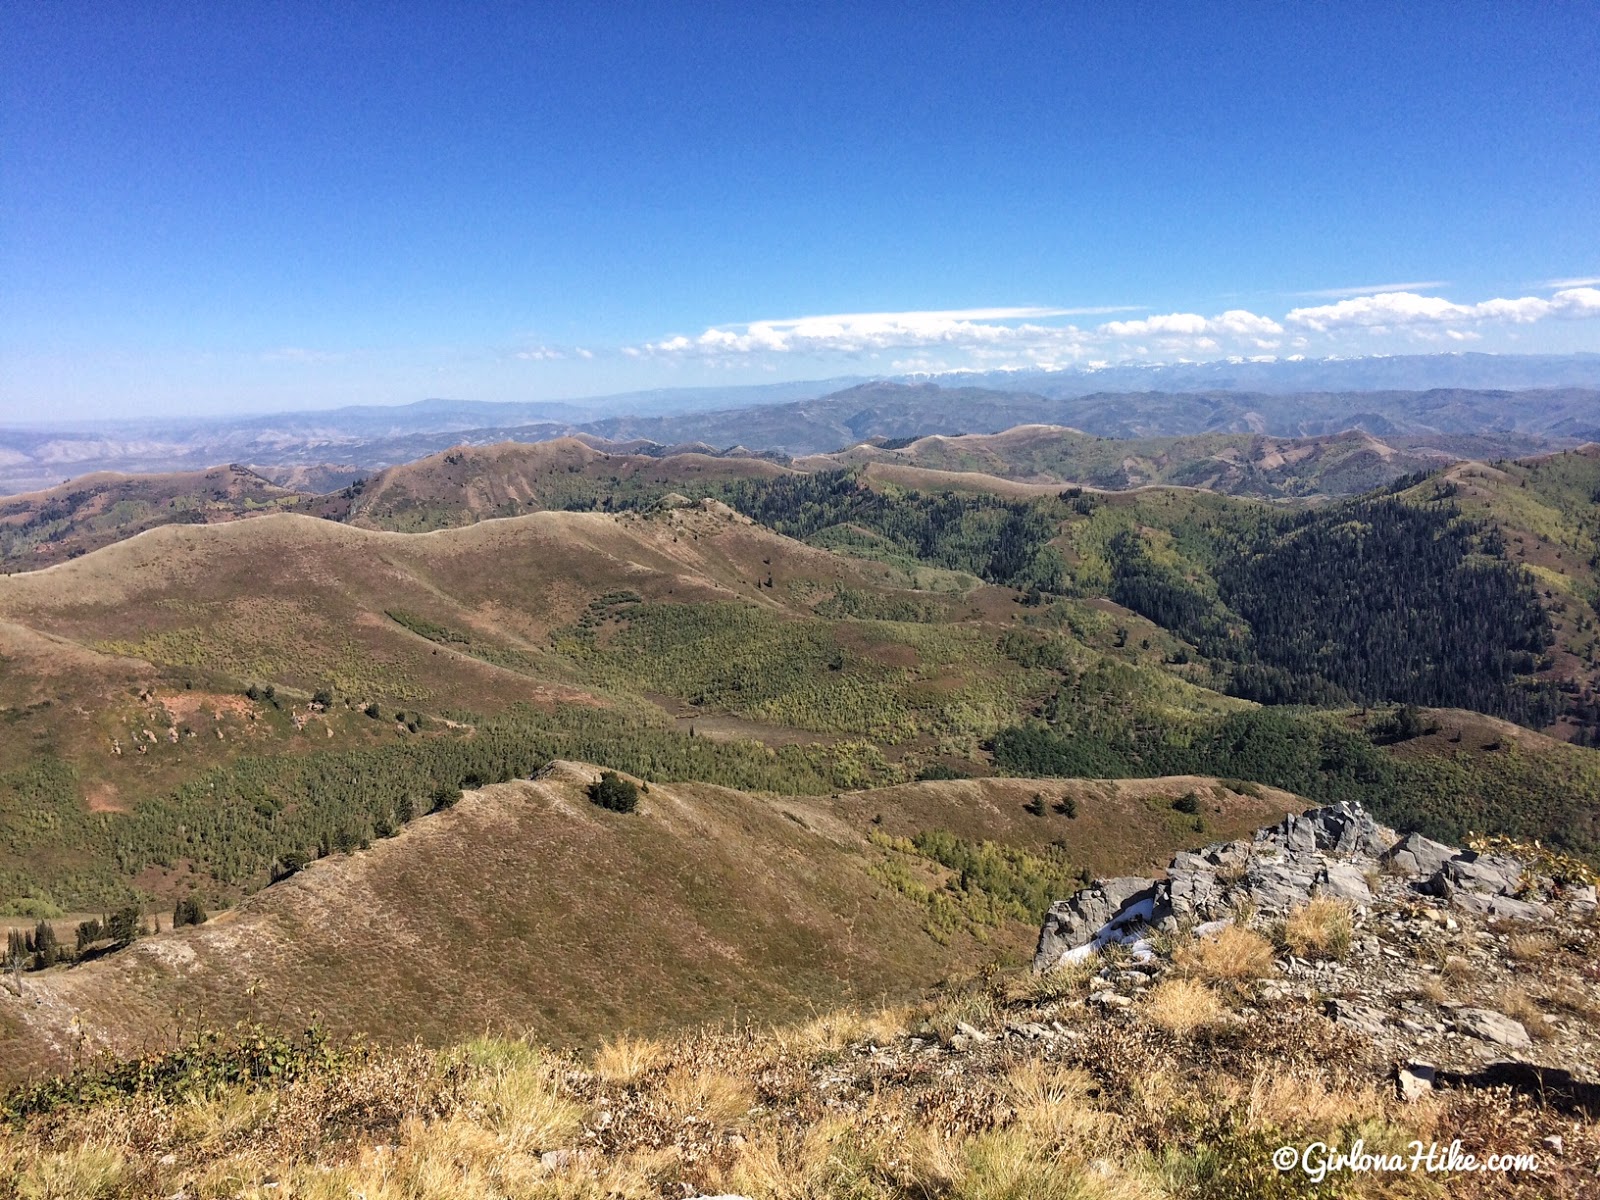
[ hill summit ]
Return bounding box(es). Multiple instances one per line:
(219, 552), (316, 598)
(4, 802), (1596, 1197)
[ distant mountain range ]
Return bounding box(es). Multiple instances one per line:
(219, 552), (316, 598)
(3, 353), (1599, 495)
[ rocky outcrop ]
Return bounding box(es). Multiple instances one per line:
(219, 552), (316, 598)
(1034, 802), (1591, 972)
(1028, 802), (1600, 1086)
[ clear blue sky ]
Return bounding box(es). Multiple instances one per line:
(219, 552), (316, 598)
(3, 2), (1598, 418)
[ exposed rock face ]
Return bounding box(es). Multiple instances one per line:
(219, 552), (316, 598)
(1029, 802), (1600, 1086)
(1033, 802), (1584, 972)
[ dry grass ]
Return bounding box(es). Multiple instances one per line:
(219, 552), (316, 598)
(1142, 978), (1227, 1034)
(4, 981), (1589, 1200)
(1279, 897), (1354, 961)
(655, 1065), (755, 1125)
(9, 1142), (128, 1200)
(1414, 974), (1451, 1005)
(1441, 955), (1477, 988)
(1006, 956), (1098, 1005)
(1493, 985), (1556, 1041)
(591, 1034), (667, 1084)
(1170, 923), (1276, 987)
(1507, 931), (1555, 962)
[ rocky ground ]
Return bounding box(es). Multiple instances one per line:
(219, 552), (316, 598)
(5, 803), (1599, 1198)
(1031, 801), (1600, 1092)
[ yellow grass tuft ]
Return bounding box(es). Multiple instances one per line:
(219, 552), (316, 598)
(1507, 931), (1554, 962)
(11, 1143), (128, 1200)
(1280, 897), (1353, 961)
(592, 1033), (667, 1084)
(1003, 1060), (1117, 1147)
(656, 1065), (755, 1125)
(1171, 923), (1276, 986)
(1493, 985), (1556, 1041)
(1142, 978), (1227, 1034)
(1008, 957), (1098, 1004)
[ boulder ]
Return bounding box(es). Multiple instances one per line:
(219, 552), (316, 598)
(1450, 892), (1550, 922)
(1033, 877), (1156, 970)
(1454, 1007), (1532, 1049)
(1397, 1062), (1436, 1102)
(1324, 997), (1389, 1036)
(1260, 802), (1394, 858)
(1318, 861), (1374, 903)
(1383, 832), (1456, 878)
(1433, 853), (1524, 897)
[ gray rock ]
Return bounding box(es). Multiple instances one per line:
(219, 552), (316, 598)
(1166, 858), (1224, 922)
(1324, 997), (1388, 1036)
(1450, 892), (1549, 922)
(1436, 853), (1524, 897)
(1318, 861), (1373, 902)
(1397, 1062), (1435, 1102)
(1384, 832), (1456, 878)
(1262, 803), (1395, 858)
(1454, 1007), (1532, 1048)
(1033, 876), (1156, 970)
(1246, 860), (1320, 912)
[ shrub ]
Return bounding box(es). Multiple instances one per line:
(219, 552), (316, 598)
(1172, 791), (1201, 815)
(1143, 978), (1226, 1034)
(172, 896), (208, 927)
(105, 905), (142, 946)
(1172, 924), (1276, 987)
(1279, 897), (1353, 961)
(588, 771), (640, 813)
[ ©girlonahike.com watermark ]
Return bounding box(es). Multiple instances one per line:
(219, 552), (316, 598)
(1274, 1139), (1539, 1183)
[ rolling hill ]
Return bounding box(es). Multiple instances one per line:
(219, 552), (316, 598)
(0, 760), (1300, 1085)
(813, 425), (1456, 497)
(0, 465), (315, 569)
(340, 438), (794, 531)
(7, 376), (1596, 493)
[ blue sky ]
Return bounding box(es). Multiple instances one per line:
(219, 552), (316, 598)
(2, 2), (1598, 419)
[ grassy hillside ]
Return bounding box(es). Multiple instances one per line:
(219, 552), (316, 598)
(1, 496), (1259, 909)
(0, 466), (316, 569)
(0, 761), (1296, 1085)
(7, 443), (1600, 911)
(819, 425), (1454, 498)
(344, 438), (793, 532)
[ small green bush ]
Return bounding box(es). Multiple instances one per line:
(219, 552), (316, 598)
(588, 771), (640, 813)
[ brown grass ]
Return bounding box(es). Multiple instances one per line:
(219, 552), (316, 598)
(592, 1034), (667, 1084)
(1493, 985), (1556, 1041)
(1143, 978), (1227, 1034)
(1279, 897), (1353, 961)
(1171, 923), (1276, 987)
(1507, 931), (1555, 962)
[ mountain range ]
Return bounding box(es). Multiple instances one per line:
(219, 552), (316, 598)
(5, 352), (1600, 495)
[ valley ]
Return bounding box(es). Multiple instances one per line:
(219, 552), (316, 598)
(5, 395), (1600, 1175)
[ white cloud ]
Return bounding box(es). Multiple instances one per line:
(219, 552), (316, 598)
(1294, 281), (1449, 298)
(635, 306), (1148, 360)
(1098, 309), (1283, 338)
(514, 346), (564, 361)
(1544, 276), (1600, 289)
(1287, 287), (1600, 332)
(627, 287), (1600, 370)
